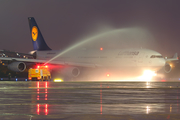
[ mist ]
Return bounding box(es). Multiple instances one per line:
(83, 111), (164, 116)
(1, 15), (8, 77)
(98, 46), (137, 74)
(72, 27), (158, 50)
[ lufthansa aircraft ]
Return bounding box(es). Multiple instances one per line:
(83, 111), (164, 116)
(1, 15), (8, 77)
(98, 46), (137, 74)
(0, 17), (167, 80)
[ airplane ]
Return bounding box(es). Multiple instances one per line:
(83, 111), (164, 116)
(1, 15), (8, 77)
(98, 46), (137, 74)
(165, 53), (178, 61)
(0, 17), (167, 80)
(164, 53), (179, 73)
(0, 49), (33, 58)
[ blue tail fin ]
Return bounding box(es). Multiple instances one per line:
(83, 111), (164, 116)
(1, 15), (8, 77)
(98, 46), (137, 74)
(28, 17), (51, 51)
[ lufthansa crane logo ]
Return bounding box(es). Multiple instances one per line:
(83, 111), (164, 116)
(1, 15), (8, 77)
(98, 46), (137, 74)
(31, 26), (38, 41)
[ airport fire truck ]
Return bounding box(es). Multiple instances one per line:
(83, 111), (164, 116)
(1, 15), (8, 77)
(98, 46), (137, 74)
(28, 65), (51, 81)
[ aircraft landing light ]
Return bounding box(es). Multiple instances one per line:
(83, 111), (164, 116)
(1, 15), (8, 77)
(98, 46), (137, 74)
(137, 70), (156, 82)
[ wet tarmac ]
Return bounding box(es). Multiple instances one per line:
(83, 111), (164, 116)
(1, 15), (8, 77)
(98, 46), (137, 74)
(0, 81), (180, 120)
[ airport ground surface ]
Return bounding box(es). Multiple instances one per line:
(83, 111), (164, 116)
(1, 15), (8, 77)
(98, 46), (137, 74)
(0, 80), (180, 120)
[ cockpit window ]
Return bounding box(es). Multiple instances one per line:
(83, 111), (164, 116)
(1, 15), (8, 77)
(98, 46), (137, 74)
(150, 55), (163, 58)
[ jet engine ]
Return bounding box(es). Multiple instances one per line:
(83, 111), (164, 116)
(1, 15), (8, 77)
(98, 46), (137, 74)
(164, 63), (172, 73)
(7, 62), (26, 72)
(61, 67), (80, 78)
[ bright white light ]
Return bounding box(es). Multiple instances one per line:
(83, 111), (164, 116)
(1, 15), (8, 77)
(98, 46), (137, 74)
(146, 82), (151, 88)
(138, 70), (157, 81)
(146, 106), (150, 114)
(54, 79), (64, 82)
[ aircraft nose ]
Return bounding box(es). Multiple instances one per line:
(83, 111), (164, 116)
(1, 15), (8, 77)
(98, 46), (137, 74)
(159, 58), (166, 67)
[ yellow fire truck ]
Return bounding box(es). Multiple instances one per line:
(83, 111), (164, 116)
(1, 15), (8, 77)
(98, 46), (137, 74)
(28, 65), (51, 81)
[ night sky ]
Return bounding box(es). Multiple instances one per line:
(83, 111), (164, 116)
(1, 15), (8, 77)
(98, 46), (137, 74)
(0, 0), (180, 57)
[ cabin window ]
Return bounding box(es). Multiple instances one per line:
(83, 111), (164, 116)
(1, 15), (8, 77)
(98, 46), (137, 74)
(150, 55), (163, 58)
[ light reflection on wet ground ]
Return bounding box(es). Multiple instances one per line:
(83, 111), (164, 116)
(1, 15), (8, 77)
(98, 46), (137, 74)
(0, 81), (180, 120)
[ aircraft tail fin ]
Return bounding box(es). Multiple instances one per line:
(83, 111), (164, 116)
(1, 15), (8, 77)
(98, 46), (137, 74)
(173, 53), (178, 59)
(28, 17), (51, 51)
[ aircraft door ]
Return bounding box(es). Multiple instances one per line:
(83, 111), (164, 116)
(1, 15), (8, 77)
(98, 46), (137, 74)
(137, 53), (144, 66)
(132, 54), (138, 67)
(147, 55), (152, 66)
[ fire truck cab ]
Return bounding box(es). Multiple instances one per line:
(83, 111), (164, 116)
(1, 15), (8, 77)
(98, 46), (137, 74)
(28, 65), (51, 81)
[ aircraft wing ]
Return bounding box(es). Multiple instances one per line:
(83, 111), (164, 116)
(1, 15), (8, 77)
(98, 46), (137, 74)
(165, 53), (179, 62)
(0, 57), (97, 68)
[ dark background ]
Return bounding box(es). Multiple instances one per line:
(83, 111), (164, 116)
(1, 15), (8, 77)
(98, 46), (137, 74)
(0, 0), (180, 57)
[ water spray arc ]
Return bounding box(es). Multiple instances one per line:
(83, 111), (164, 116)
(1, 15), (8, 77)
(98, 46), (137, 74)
(45, 28), (139, 64)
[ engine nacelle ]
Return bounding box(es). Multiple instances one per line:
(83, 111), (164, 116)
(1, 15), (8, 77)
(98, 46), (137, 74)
(61, 67), (80, 78)
(7, 62), (26, 72)
(164, 63), (172, 73)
